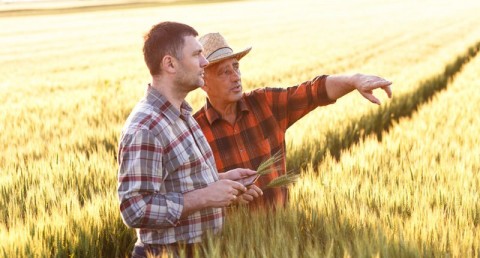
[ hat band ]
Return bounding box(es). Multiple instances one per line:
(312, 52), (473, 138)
(206, 47), (233, 61)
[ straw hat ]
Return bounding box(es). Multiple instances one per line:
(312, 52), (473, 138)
(199, 32), (252, 66)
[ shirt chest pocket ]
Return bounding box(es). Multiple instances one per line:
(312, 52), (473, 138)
(162, 141), (212, 191)
(163, 142), (192, 173)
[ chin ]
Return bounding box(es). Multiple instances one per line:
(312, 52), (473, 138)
(192, 80), (204, 89)
(198, 78), (205, 86)
(232, 93), (243, 101)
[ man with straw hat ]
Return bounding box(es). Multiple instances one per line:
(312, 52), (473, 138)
(194, 32), (393, 208)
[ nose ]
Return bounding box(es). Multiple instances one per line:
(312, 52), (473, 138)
(200, 54), (209, 68)
(231, 69), (241, 81)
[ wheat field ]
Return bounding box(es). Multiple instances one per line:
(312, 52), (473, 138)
(1, 0), (480, 257)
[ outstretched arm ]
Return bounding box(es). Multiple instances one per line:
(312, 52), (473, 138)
(325, 74), (392, 104)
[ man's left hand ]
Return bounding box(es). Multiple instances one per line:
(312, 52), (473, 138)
(220, 168), (257, 182)
(352, 74), (392, 105)
(236, 185), (263, 204)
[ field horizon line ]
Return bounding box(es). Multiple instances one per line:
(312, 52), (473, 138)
(0, 0), (243, 17)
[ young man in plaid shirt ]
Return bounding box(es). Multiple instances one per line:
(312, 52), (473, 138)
(117, 23), (261, 258)
(194, 33), (393, 209)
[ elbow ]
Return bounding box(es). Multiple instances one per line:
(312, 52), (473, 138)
(119, 195), (183, 229)
(122, 217), (140, 228)
(119, 203), (146, 228)
(121, 214), (142, 228)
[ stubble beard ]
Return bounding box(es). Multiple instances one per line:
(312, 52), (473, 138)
(175, 69), (203, 94)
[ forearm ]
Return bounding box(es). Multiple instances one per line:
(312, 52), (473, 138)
(325, 74), (357, 100)
(181, 188), (208, 218)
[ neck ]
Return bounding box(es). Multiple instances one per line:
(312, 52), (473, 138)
(151, 76), (188, 111)
(209, 98), (238, 124)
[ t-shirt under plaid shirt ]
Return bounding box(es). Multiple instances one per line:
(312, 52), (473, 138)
(117, 85), (223, 245)
(194, 75), (335, 208)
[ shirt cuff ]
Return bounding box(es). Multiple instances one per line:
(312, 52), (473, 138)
(315, 75), (337, 105)
(163, 192), (184, 226)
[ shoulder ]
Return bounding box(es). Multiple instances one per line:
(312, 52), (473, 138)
(245, 87), (284, 97)
(244, 87), (285, 103)
(121, 101), (169, 137)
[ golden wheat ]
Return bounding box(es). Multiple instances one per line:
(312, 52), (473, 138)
(1, 0), (480, 256)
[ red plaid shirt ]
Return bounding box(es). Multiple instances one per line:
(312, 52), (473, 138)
(194, 75), (335, 208)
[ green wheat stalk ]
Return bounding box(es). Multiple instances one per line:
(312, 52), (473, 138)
(265, 172), (299, 188)
(255, 150), (299, 188)
(256, 150), (283, 176)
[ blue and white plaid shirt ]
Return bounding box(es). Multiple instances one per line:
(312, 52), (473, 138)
(117, 85), (223, 244)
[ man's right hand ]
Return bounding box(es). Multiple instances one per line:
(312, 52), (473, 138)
(182, 179), (247, 217)
(202, 179), (247, 207)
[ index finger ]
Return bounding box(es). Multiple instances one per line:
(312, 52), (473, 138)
(366, 79), (391, 90)
(237, 168), (257, 177)
(382, 84), (392, 98)
(230, 180), (248, 192)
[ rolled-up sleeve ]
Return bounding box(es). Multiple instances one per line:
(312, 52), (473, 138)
(265, 75), (337, 130)
(117, 129), (183, 229)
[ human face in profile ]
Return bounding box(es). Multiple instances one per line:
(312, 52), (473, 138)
(175, 35), (209, 92)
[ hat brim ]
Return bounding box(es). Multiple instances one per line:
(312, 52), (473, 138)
(205, 47), (252, 67)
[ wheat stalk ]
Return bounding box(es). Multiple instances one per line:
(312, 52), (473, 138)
(254, 150), (299, 188)
(256, 150), (283, 176)
(265, 172), (299, 188)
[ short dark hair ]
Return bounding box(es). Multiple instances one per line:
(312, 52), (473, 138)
(143, 21), (198, 76)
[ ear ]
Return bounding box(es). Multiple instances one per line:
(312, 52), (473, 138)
(161, 55), (176, 73)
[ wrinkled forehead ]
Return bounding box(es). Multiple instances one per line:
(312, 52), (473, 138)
(206, 57), (239, 72)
